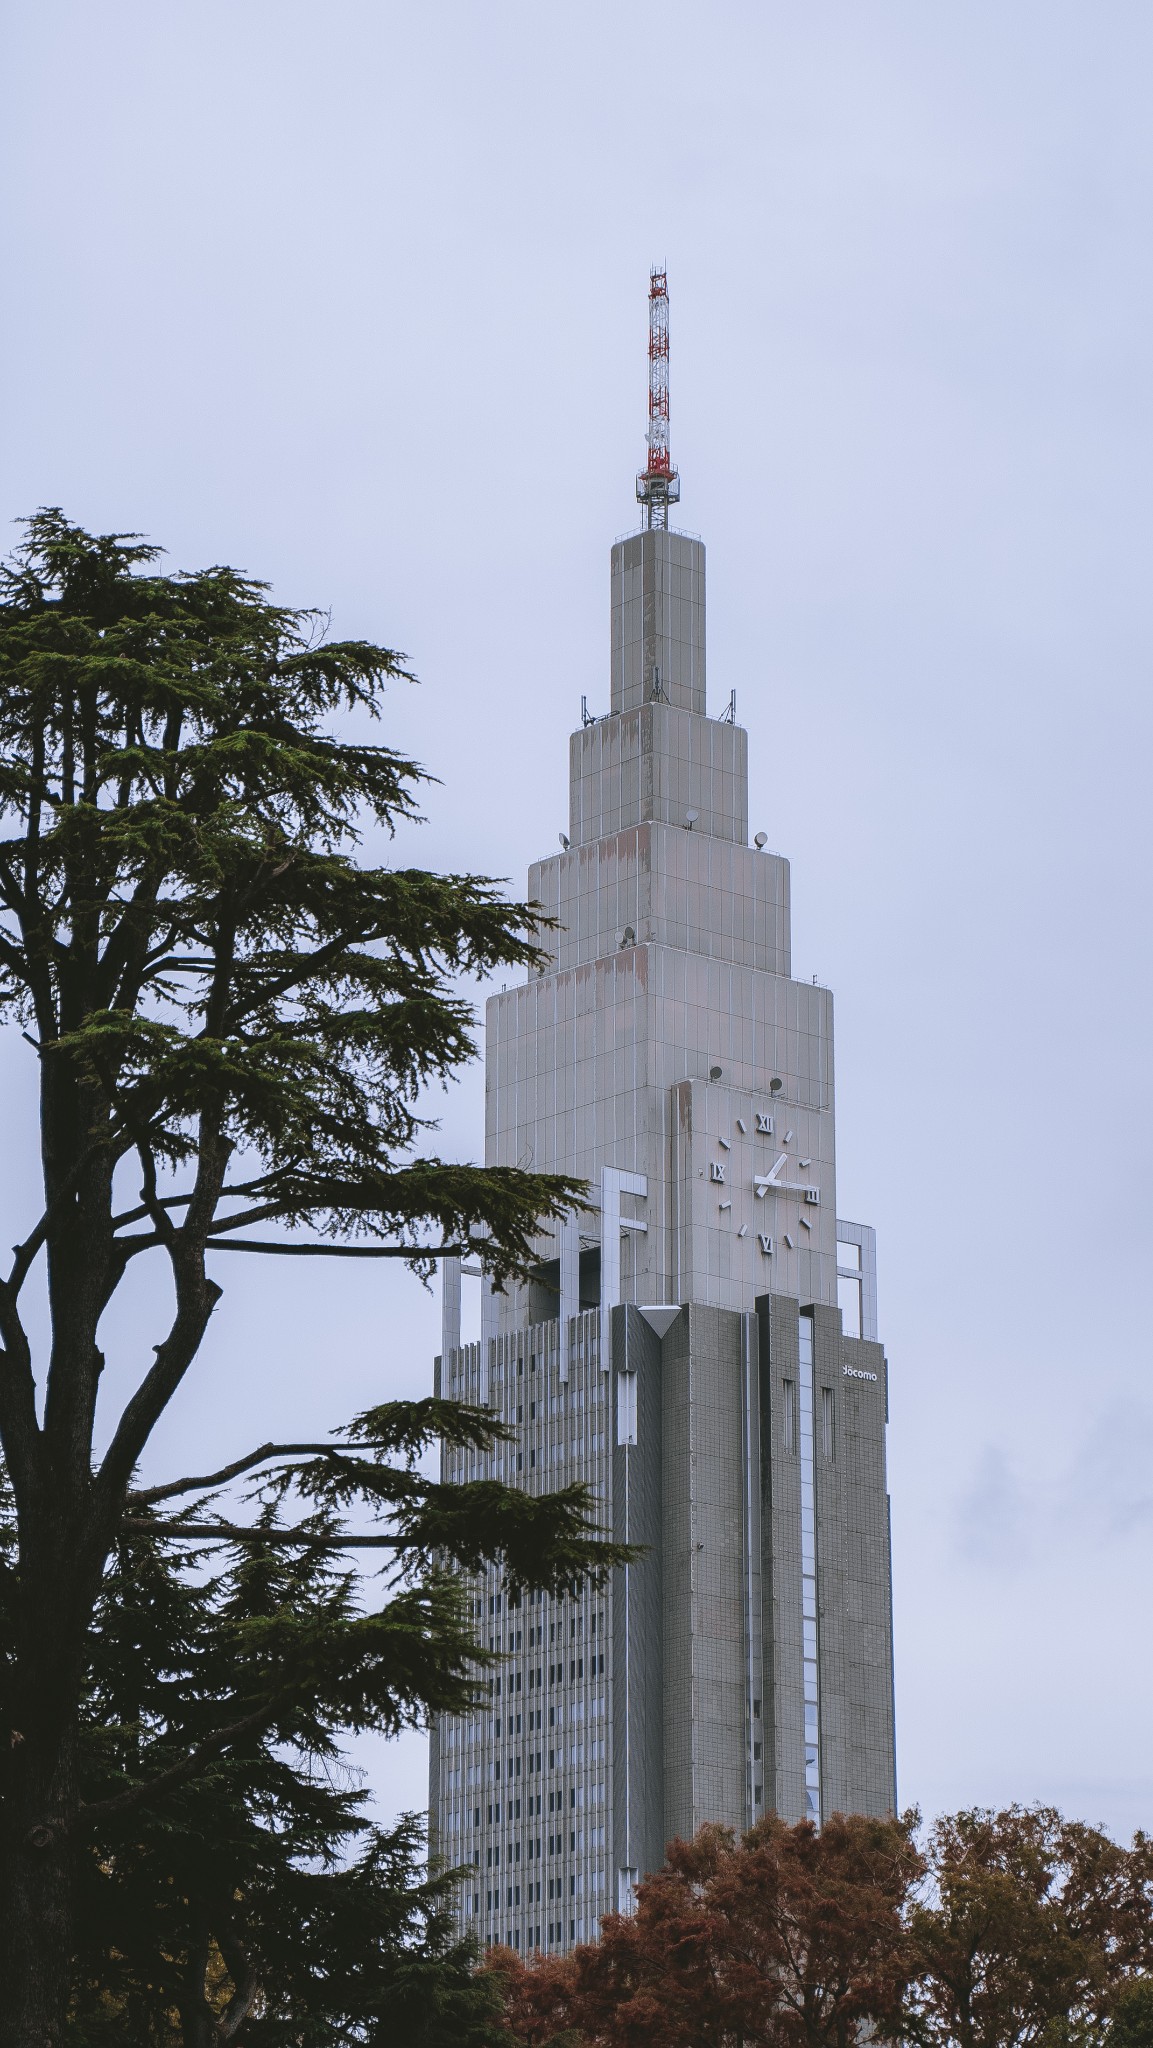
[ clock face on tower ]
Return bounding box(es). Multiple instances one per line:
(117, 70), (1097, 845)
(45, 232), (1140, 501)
(702, 1093), (824, 1259)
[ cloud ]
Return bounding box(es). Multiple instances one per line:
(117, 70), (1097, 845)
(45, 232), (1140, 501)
(954, 1444), (1030, 1567)
(952, 1402), (1153, 1571)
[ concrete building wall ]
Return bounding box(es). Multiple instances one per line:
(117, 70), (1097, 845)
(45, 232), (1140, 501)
(757, 1292), (807, 1824)
(530, 826), (789, 979)
(813, 1315), (897, 1819)
(611, 1306), (666, 1894)
(610, 529), (706, 715)
(485, 956), (836, 1318)
(658, 1304), (751, 1843)
(570, 705), (746, 846)
(431, 505), (898, 1958)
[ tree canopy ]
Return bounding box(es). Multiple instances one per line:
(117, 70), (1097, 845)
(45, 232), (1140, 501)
(0, 512), (621, 2045)
(490, 1811), (922, 2048)
(490, 1808), (1153, 2048)
(907, 1806), (1153, 2048)
(35, 1487), (507, 2045)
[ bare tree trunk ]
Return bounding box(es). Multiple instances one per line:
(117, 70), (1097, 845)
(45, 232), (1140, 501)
(180, 1926), (220, 2048)
(0, 1731), (76, 2048)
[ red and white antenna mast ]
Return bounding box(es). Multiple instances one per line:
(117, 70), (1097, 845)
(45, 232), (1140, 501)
(636, 266), (680, 530)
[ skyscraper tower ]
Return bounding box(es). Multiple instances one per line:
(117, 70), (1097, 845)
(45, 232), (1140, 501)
(430, 270), (896, 1957)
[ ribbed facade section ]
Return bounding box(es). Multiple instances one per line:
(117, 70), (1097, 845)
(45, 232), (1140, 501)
(432, 1314), (613, 1952)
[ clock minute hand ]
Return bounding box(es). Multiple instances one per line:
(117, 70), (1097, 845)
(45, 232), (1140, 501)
(754, 1154), (789, 1198)
(754, 1154), (820, 1204)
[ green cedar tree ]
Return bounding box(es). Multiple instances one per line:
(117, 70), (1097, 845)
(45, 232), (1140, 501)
(0, 513), (626, 2043)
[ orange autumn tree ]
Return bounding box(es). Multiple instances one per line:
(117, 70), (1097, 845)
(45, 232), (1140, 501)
(907, 1806), (1153, 2048)
(491, 1811), (923, 2048)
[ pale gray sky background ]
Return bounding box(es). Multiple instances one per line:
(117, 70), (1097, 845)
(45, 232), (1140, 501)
(3, 2), (1152, 1841)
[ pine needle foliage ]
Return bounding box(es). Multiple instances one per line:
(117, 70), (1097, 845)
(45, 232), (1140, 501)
(50, 1511), (510, 2045)
(0, 513), (622, 2043)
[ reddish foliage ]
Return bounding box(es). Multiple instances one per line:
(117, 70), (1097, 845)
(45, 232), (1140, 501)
(908, 1806), (1153, 2048)
(489, 1811), (922, 2048)
(486, 1943), (581, 2047)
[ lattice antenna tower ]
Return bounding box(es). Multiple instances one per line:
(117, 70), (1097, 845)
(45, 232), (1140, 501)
(636, 265), (681, 529)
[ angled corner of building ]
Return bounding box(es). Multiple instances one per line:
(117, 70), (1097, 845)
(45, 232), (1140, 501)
(429, 284), (897, 1956)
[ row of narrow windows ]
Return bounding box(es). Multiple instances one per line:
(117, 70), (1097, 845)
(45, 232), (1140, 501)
(479, 1878), (605, 1906)
(484, 1656), (606, 1695)
(781, 1376), (835, 1460)
(477, 1826), (608, 1865)
(467, 1910), (602, 1952)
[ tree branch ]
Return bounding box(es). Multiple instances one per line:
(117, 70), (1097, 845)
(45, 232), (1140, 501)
(131, 1441), (353, 1505)
(201, 1237), (469, 1259)
(134, 1140), (179, 1253)
(223, 918), (383, 1024)
(110, 1168), (307, 1232)
(0, 1288), (43, 1500)
(7, 1135), (125, 1295)
(95, 1255), (225, 1509)
(122, 1517), (406, 1548)
(78, 1703), (277, 1827)
(216, 1921), (261, 2044)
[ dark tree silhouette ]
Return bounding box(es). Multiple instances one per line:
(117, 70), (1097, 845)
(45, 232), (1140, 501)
(0, 513), (623, 2043)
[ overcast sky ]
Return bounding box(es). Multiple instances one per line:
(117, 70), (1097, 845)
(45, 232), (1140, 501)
(3, 2), (1152, 1842)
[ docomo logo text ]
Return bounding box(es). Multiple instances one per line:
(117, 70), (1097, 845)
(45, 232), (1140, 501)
(842, 1366), (878, 1383)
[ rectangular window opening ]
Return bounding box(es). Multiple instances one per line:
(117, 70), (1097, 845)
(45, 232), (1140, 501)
(821, 1384), (835, 1462)
(782, 1378), (797, 1455)
(837, 1273), (862, 1340)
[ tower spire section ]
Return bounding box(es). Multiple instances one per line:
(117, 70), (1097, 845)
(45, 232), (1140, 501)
(636, 266), (681, 530)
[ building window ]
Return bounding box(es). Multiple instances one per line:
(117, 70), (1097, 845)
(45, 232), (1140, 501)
(616, 1370), (637, 1446)
(821, 1385), (834, 1463)
(837, 1239), (862, 1339)
(837, 1273), (861, 1340)
(782, 1378), (797, 1454)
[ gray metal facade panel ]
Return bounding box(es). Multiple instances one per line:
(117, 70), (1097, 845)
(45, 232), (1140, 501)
(610, 1306), (666, 1886)
(756, 1293), (806, 1824)
(657, 1303), (754, 1845)
(610, 530), (706, 716)
(528, 827), (789, 979)
(680, 1304), (751, 1837)
(659, 1307), (695, 1846)
(820, 1326), (896, 1818)
(569, 706), (747, 849)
